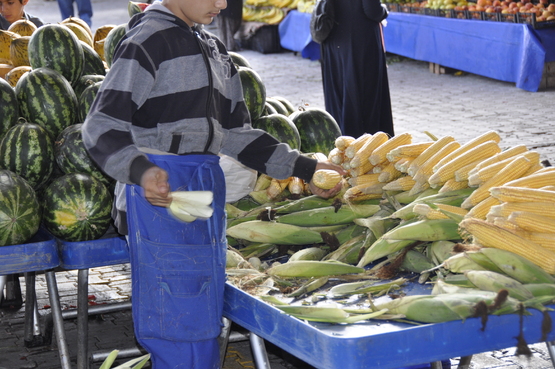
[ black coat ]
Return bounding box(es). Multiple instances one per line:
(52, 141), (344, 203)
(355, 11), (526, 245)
(320, 0), (394, 138)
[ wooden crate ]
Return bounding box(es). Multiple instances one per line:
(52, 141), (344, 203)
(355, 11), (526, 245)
(539, 61), (555, 90)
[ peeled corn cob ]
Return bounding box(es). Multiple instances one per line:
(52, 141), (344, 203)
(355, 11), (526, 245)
(488, 202), (555, 219)
(413, 203), (468, 220)
(382, 176), (416, 191)
(377, 162), (403, 183)
(267, 177), (291, 199)
(412, 141), (461, 182)
(253, 173), (273, 191)
(382, 218), (461, 242)
(464, 196), (500, 220)
(349, 159), (374, 177)
(453, 159), (485, 182)
(386, 141), (433, 162)
(369, 132), (412, 166)
(335, 135), (356, 151)
(470, 144), (528, 173)
(467, 151), (540, 187)
(348, 173), (380, 187)
(344, 133), (373, 159)
(502, 170), (555, 189)
(438, 178), (469, 193)
(344, 182), (386, 202)
(288, 176), (305, 196)
(328, 147), (345, 165)
(508, 211), (555, 233)
(489, 186), (555, 203)
(459, 218), (555, 274)
(312, 169), (342, 190)
(349, 131), (389, 168)
(394, 157), (415, 173)
(407, 136), (456, 177)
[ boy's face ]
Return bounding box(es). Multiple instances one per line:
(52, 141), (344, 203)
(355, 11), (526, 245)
(0, 0), (28, 24)
(162, 0), (227, 27)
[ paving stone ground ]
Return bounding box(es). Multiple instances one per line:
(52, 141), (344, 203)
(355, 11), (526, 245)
(2, 1), (555, 368)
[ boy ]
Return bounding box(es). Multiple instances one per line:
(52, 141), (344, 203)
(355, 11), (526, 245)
(0, 0), (44, 30)
(81, 0), (345, 367)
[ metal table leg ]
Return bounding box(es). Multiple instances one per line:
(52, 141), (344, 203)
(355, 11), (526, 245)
(77, 269), (89, 369)
(546, 341), (555, 367)
(45, 270), (72, 369)
(249, 333), (271, 369)
(218, 317), (232, 368)
(458, 355), (473, 369)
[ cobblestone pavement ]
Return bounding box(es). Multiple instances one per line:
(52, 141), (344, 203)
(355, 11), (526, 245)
(2, 0), (555, 368)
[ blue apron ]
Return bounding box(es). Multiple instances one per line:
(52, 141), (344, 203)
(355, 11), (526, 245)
(126, 154), (227, 369)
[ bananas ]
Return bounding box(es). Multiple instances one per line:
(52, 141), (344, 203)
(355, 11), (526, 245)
(243, 5), (286, 25)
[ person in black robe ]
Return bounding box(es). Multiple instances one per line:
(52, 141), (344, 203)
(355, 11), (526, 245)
(320, 0), (394, 138)
(214, 0), (242, 51)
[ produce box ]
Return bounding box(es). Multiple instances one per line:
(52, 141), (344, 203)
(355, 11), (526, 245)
(498, 13), (518, 23)
(518, 12), (555, 29)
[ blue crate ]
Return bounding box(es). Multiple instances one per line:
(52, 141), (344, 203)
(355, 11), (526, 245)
(0, 229), (59, 274)
(57, 232), (129, 270)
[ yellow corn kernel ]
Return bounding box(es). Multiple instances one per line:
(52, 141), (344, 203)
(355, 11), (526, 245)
(468, 151), (540, 187)
(311, 152), (328, 162)
(453, 159), (484, 182)
(508, 211), (555, 234)
(414, 203), (469, 220)
(349, 131), (389, 168)
(368, 132), (412, 166)
(381, 175), (416, 191)
(288, 176), (305, 196)
(533, 167), (555, 174)
(470, 144), (528, 173)
(347, 173), (380, 187)
(464, 196), (500, 220)
(429, 140), (502, 186)
(395, 157), (415, 173)
(378, 162), (403, 183)
(407, 136), (456, 176)
(408, 179), (431, 196)
(253, 173), (273, 191)
(488, 202), (555, 219)
(489, 186), (555, 203)
(311, 170), (342, 190)
(521, 163), (545, 177)
(541, 186), (555, 191)
(328, 147), (345, 165)
(433, 130), (501, 172)
(492, 217), (523, 233)
(344, 183), (385, 202)
(349, 159), (373, 177)
(438, 178), (469, 193)
(385, 142), (434, 162)
(412, 141), (462, 182)
(267, 177), (291, 199)
(335, 135), (356, 151)
(503, 170), (555, 189)
(461, 156), (532, 209)
(344, 133), (373, 159)
(459, 218), (555, 274)
(520, 231), (555, 252)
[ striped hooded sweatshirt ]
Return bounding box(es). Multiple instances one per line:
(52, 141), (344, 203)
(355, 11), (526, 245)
(81, 3), (317, 235)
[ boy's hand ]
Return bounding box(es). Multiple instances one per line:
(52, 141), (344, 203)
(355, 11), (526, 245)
(140, 166), (171, 206)
(308, 161), (347, 199)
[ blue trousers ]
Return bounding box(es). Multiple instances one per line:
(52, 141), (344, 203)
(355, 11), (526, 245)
(126, 154), (227, 369)
(57, 0), (93, 26)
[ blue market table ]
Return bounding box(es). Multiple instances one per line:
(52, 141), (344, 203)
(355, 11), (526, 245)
(278, 10), (555, 92)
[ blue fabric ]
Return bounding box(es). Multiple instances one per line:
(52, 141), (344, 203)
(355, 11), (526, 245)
(126, 154), (226, 369)
(279, 10), (321, 61)
(56, 0), (93, 26)
(383, 13), (554, 92)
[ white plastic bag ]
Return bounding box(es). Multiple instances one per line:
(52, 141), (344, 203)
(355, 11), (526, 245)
(219, 154), (257, 203)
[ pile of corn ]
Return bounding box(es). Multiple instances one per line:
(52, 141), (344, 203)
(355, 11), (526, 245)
(225, 130), (555, 326)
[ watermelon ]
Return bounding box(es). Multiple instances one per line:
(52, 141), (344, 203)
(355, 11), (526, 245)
(73, 74), (105, 100)
(272, 96), (297, 115)
(55, 123), (113, 185)
(128, 1), (150, 17)
(41, 173), (112, 241)
(28, 23), (84, 85)
(228, 51), (252, 68)
(78, 81), (102, 122)
(0, 170), (41, 246)
(289, 107), (341, 156)
(238, 66), (266, 121)
(265, 97), (289, 116)
(252, 114), (301, 151)
(15, 67), (78, 139)
(0, 122), (55, 190)
(0, 78), (18, 140)
(80, 41), (106, 76)
(262, 101), (277, 117)
(104, 24), (127, 68)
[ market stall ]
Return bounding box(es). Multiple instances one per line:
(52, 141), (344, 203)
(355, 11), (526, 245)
(277, 9), (555, 91)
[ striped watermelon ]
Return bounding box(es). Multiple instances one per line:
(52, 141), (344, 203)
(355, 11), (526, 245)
(272, 96), (297, 115)
(289, 108), (341, 156)
(55, 123), (113, 185)
(28, 24), (84, 85)
(0, 170), (41, 246)
(252, 114), (301, 151)
(238, 66), (266, 121)
(15, 67), (78, 139)
(228, 51), (252, 68)
(0, 78), (18, 140)
(0, 122), (55, 190)
(73, 74), (105, 100)
(80, 41), (106, 76)
(103, 24), (127, 68)
(78, 81), (102, 122)
(265, 97), (289, 116)
(41, 172), (112, 241)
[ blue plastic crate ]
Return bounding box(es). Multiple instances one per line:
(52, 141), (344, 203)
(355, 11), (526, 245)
(0, 229), (59, 274)
(57, 233), (129, 270)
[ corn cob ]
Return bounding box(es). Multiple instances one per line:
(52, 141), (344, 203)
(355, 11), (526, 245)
(502, 170), (555, 189)
(378, 162), (403, 183)
(267, 260), (364, 278)
(479, 247), (555, 284)
(522, 163), (548, 177)
(467, 151), (540, 186)
(429, 140), (501, 186)
(382, 176), (416, 191)
(253, 173), (273, 191)
(334, 135), (356, 151)
(413, 203), (468, 220)
(382, 218), (461, 242)
(427, 240), (457, 265)
(324, 234), (367, 264)
(508, 211), (555, 233)
(489, 186), (555, 203)
(432, 130), (501, 172)
(522, 283), (555, 298)
(533, 166), (555, 174)
(349, 131), (389, 168)
(347, 173), (380, 187)
(275, 305), (389, 324)
(276, 204), (381, 226)
(357, 238), (416, 268)
(288, 247), (327, 262)
(464, 270), (534, 301)
(491, 216), (522, 233)
(462, 250), (506, 274)
(369, 132), (412, 166)
(428, 252), (489, 274)
(267, 177), (291, 199)
(328, 147), (345, 165)
(226, 220), (324, 245)
(461, 155), (532, 209)
(459, 218), (555, 274)
(312, 169), (342, 190)
(385, 142), (434, 162)
(408, 178), (431, 196)
(412, 141), (462, 182)
(400, 250), (436, 273)
(288, 176), (305, 196)
(329, 277), (407, 298)
(488, 202), (555, 219)
(343, 183), (386, 202)
(391, 187), (475, 220)
(464, 196), (501, 220)
(394, 157), (415, 173)
(438, 178), (469, 193)
(273, 194), (337, 214)
(470, 144), (528, 173)
(311, 152), (328, 162)
(394, 187), (438, 205)
(349, 159), (374, 177)
(407, 135), (456, 176)
(453, 159), (484, 182)
(344, 133), (373, 159)
(286, 276), (330, 298)
(238, 242), (277, 259)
